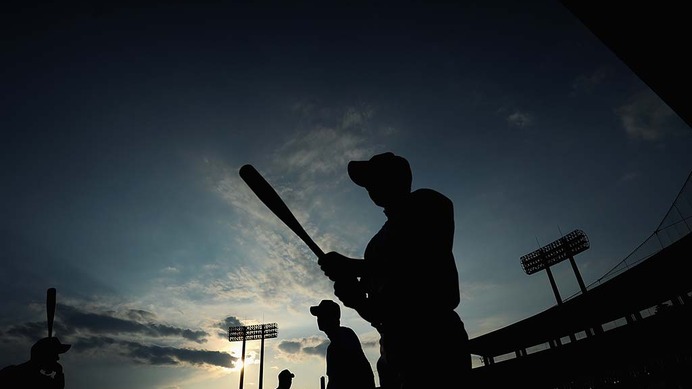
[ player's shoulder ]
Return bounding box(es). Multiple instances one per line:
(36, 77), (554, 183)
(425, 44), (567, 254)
(338, 325), (358, 336)
(0, 363), (20, 373)
(410, 188), (452, 205)
(0, 363), (21, 381)
(337, 326), (361, 340)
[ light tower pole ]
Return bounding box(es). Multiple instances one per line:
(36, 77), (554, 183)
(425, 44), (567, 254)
(520, 229), (590, 305)
(229, 323), (278, 389)
(520, 229), (601, 342)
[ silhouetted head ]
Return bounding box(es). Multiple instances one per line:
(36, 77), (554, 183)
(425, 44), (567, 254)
(278, 369), (294, 388)
(279, 369), (294, 380)
(310, 299), (340, 332)
(348, 152), (412, 208)
(30, 337), (70, 366)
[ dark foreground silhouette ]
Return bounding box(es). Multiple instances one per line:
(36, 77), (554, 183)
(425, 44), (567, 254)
(318, 152), (471, 389)
(311, 299), (376, 389)
(0, 336), (70, 389)
(1, 288), (70, 389)
(276, 368), (294, 389)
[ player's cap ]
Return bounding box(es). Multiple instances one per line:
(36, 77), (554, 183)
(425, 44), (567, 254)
(310, 299), (340, 319)
(348, 152), (412, 188)
(31, 337), (71, 358)
(279, 369), (294, 379)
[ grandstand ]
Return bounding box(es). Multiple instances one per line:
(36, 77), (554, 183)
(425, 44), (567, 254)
(464, 4), (692, 386)
(467, 172), (691, 387)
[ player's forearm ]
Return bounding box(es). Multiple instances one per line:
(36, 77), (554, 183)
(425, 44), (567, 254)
(319, 252), (366, 279)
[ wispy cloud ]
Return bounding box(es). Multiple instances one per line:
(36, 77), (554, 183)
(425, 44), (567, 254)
(273, 333), (378, 362)
(0, 304), (238, 368)
(275, 336), (328, 361)
(616, 89), (679, 141)
(73, 336), (236, 368)
(506, 110), (533, 128)
(1, 304), (208, 344)
(191, 102), (397, 312)
(571, 68), (607, 95)
(145, 101), (397, 373)
(276, 103), (384, 185)
(617, 171), (639, 184)
(122, 341), (234, 367)
(57, 304), (209, 343)
(215, 316), (244, 339)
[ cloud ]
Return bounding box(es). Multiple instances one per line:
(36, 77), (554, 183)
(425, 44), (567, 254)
(273, 334), (377, 362)
(276, 101), (392, 185)
(289, 100), (378, 137)
(301, 342), (328, 357)
(287, 334), (377, 358)
(192, 101), (396, 310)
(342, 105), (375, 130)
(276, 127), (378, 185)
(276, 336), (328, 360)
(3, 321), (45, 340)
(617, 172), (639, 184)
(215, 316), (243, 339)
(0, 304), (240, 369)
(571, 68), (607, 94)
(277, 339), (304, 355)
(506, 110), (533, 128)
(126, 309), (159, 322)
(616, 89), (679, 141)
(0, 304), (209, 344)
(71, 335), (237, 368)
(122, 341), (234, 367)
(217, 316), (243, 330)
(61, 305), (209, 343)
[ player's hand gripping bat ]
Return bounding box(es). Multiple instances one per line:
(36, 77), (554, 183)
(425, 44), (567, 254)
(47, 287), (56, 338)
(239, 164), (325, 258)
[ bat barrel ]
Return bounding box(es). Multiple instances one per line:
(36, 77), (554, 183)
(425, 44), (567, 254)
(240, 164), (324, 259)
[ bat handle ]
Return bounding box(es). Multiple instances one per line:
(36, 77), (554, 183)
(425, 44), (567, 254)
(47, 287), (56, 338)
(308, 240), (325, 258)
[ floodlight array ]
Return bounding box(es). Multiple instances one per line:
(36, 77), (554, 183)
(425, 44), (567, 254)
(229, 323), (278, 342)
(520, 229), (590, 275)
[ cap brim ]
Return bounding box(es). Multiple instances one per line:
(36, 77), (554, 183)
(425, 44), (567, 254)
(309, 306), (320, 316)
(347, 161), (371, 187)
(58, 344), (71, 353)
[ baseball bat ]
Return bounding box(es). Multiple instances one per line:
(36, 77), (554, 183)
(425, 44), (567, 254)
(239, 164), (324, 258)
(47, 287), (56, 338)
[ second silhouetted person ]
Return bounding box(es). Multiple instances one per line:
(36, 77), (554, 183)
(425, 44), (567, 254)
(310, 299), (375, 389)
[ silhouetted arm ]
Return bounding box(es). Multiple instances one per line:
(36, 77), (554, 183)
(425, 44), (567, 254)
(333, 278), (383, 325)
(318, 251), (367, 280)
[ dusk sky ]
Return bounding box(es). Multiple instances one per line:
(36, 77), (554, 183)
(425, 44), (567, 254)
(1, 1), (691, 389)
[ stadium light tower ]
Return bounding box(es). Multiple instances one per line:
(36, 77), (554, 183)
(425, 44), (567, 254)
(229, 323), (278, 389)
(520, 229), (590, 305)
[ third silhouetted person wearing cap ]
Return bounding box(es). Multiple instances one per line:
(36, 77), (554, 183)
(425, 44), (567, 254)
(276, 369), (294, 389)
(317, 152), (471, 389)
(310, 299), (375, 389)
(0, 336), (71, 389)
